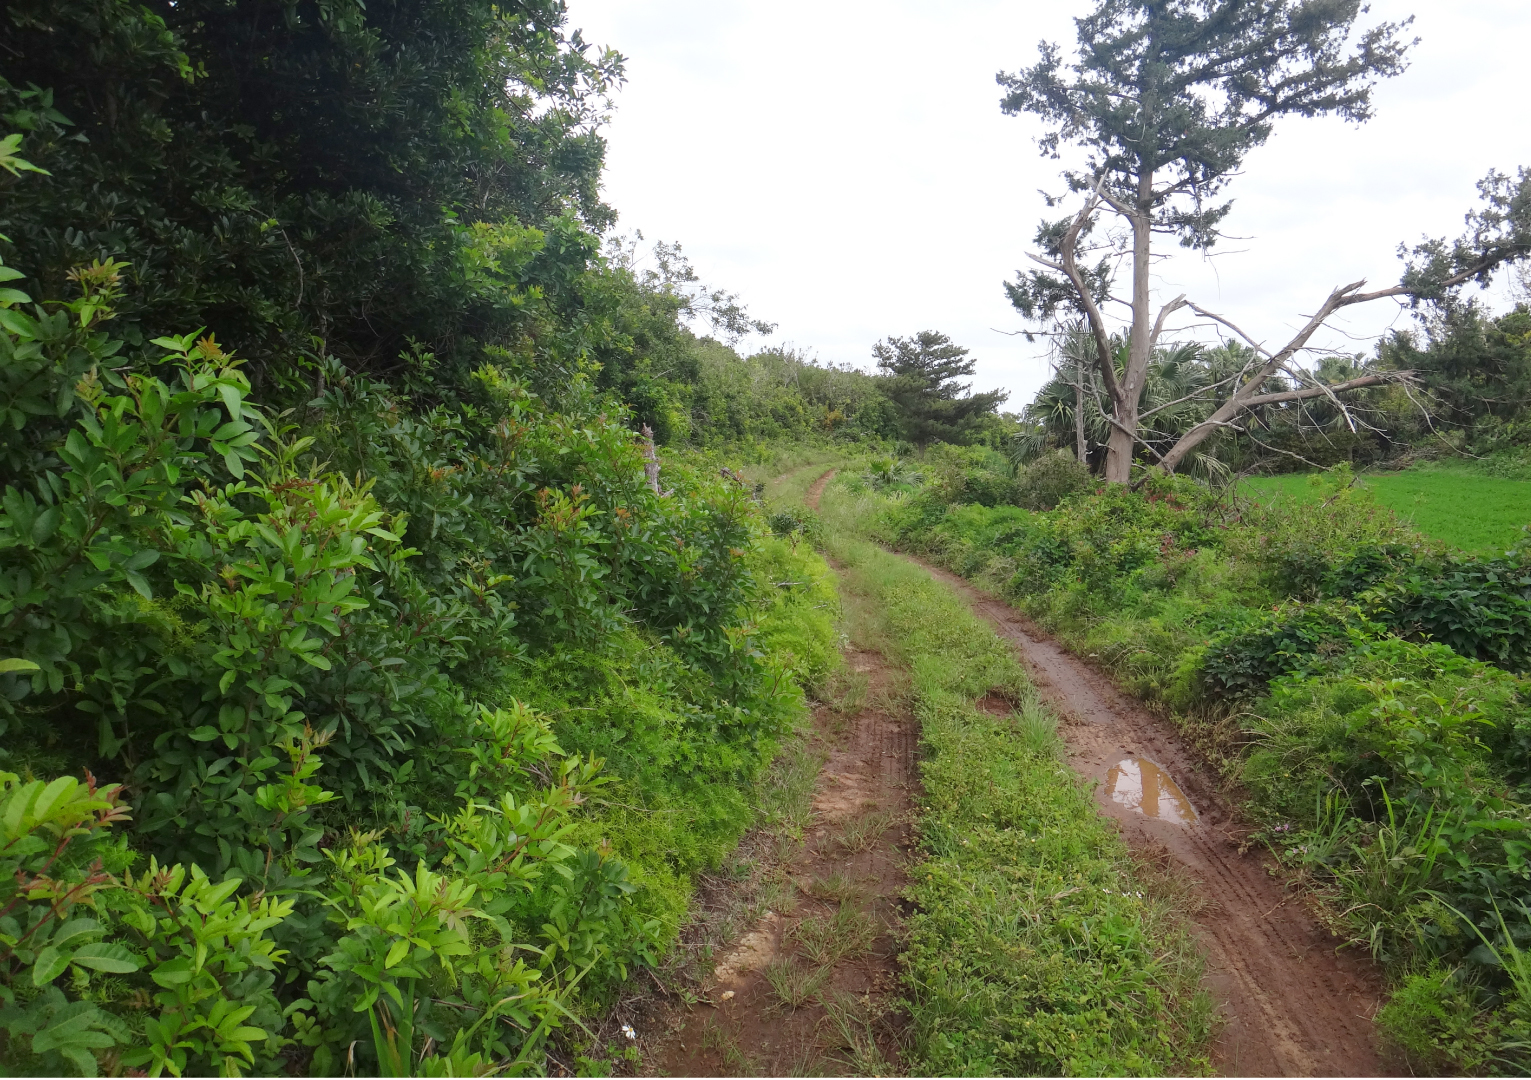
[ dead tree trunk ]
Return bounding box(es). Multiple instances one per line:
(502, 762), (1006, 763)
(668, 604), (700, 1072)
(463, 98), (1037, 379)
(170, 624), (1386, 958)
(640, 424), (663, 495)
(1031, 189), (1513, 480)
(1073, 351), (1088, 464)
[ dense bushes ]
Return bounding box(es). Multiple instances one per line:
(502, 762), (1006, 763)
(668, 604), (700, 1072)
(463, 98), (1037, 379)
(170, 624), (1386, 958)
(0, 5), (867, 1071)
(0, 0), (621, 387)
(0, 243), (836, 1073)
(878, 467), (1531, 1072)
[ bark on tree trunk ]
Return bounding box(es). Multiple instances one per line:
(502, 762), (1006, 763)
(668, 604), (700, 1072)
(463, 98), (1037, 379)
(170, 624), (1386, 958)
(1104, 419), (1135, 482)
(640, 424), (663, 495)
(1103, 174), (1155, 484)
(1074, 354), (1088, 464)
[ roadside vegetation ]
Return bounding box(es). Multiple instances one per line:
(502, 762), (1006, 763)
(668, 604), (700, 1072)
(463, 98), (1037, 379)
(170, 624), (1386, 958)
(0, 9), (859, 1070)
(5, 0), (1531, 1074)
(0, 254), (842, 1073)
(814, 480), (1213, 1077)
(855, 446), (1531, 1073)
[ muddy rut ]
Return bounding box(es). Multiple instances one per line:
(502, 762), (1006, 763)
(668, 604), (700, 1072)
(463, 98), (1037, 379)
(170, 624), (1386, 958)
(640, 463), (917, 1075)
(646, 647), (917, 1075)
(811, 467), (1387, 1077)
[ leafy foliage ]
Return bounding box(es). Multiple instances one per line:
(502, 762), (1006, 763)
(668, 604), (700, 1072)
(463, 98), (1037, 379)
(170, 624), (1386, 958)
(1013, 449), (1094, 511)
(0, 215), (835, 1072)
(0, 0), (621, 389)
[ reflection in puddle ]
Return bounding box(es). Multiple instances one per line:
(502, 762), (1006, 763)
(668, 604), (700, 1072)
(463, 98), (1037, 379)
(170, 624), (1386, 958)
(1105, 757), (1197, 825)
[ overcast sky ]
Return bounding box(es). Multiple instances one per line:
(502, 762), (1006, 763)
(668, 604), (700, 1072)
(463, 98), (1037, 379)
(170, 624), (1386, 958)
(564, 0), (1531, 408)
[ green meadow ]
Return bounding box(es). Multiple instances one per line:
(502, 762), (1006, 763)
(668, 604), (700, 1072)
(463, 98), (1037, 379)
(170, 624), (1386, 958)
(1242, 467), (1531, 554)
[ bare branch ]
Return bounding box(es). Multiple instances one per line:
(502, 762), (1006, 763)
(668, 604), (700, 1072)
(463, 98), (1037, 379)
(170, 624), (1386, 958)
(1238, 427), (1330, 472)
(1278, 362), (1358, 432)
(1137, 368), (1246, 419)
(1148, 293), (1187, 349)
(1216, 373), (1405, 409)
(1104, 414), (1166, 462)
(1049, 180), (1126, 409)
(1097, 187), (1137, 218)
(1187, 303), (1272, 357)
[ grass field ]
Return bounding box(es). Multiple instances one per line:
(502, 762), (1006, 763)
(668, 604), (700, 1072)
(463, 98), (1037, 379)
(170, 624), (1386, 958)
(1241, 466), (1531, 554)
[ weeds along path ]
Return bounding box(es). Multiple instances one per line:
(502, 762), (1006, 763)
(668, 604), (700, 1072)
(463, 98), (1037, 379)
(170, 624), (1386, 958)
(646, 652), (916, 1075)
(910, 557), (1387, 1077)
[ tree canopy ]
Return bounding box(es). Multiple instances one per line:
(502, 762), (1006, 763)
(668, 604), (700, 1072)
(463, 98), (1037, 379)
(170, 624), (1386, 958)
(1000, 0), (1415, 252)
(2, 0), (622, 392)
(873, 330), (1008, 446)
(1000, 0), (1417, 481)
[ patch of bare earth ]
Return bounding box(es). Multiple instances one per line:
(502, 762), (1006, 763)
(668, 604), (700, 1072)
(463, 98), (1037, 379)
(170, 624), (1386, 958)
(914, 559), (1388, 1078)
(622, 470), (915, 1075)
(800, 469), (835, 513)
(627, 557), (912, 1072)
(636, 640), (917, 1077)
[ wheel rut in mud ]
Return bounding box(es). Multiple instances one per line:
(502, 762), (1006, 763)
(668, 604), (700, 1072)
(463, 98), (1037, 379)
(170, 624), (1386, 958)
(645, 647), (916, 1076)
(639, 468), (916, 1076)
(809, 466), (1385, 1075)
(913, 558), (1388, 1077)
(803, 466), (836, 510)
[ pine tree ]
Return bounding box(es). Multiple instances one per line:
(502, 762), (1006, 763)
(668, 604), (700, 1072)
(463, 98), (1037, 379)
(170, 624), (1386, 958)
(873, 331), (1008, 446)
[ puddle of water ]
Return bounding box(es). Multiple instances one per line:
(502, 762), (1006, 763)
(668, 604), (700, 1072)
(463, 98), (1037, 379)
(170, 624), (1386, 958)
(1105, 756), (1197, 824)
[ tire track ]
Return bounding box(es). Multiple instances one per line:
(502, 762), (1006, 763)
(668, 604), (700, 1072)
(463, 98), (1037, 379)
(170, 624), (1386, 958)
(913, 560), (1387, 1077)
(807, 466), (1384, 1074)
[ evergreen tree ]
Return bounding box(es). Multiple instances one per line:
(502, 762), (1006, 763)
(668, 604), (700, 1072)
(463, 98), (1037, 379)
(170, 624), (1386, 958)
(1000, 0), (1416, 481)
(873, 330), (1007, 446)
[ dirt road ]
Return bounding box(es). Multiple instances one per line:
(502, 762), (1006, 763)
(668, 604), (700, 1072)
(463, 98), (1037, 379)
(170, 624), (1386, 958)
(803, 466), (836, 510)
(805, 466), (1386, 1076)
(915, 559), (1387, 1077)
(645, 647), (916, 1075)
(640, 465), (917, 1074)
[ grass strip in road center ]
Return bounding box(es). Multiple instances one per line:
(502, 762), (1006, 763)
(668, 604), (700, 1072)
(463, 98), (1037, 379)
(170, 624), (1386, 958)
(824, 521), (1213, 1076)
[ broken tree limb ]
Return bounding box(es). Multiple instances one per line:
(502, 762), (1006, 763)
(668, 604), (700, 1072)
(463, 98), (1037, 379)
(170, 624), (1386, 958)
(1154, 282), (1412, 473)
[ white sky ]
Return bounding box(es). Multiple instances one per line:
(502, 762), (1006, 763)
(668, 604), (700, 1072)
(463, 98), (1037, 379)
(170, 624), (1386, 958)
(565, 0), (1531, 409)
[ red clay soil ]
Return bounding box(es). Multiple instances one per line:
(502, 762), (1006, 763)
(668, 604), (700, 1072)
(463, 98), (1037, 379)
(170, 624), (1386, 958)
(916, 559), (1389, 1077)
(641, 642), (918, 1076)
(803, 467), (836, 511)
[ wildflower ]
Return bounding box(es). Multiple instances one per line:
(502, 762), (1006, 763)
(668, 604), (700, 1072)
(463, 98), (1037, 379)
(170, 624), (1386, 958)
(621, 1023), (637, 1041)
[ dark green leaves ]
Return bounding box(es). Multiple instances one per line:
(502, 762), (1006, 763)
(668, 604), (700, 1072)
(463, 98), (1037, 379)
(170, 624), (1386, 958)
(999, 0), (1416, 245)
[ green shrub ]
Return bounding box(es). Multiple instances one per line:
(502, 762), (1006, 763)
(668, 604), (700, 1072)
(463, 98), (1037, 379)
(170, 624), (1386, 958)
(766, 505), (824, 547)
(0, 237), (834, 1072)
(1227, 466), (1413, 598)
(1377, 967), (1509, 1075)
(1013, 449), (1093, 510)
(1367, 548), (1531, 674)
(1198, 603), (1369, 698)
